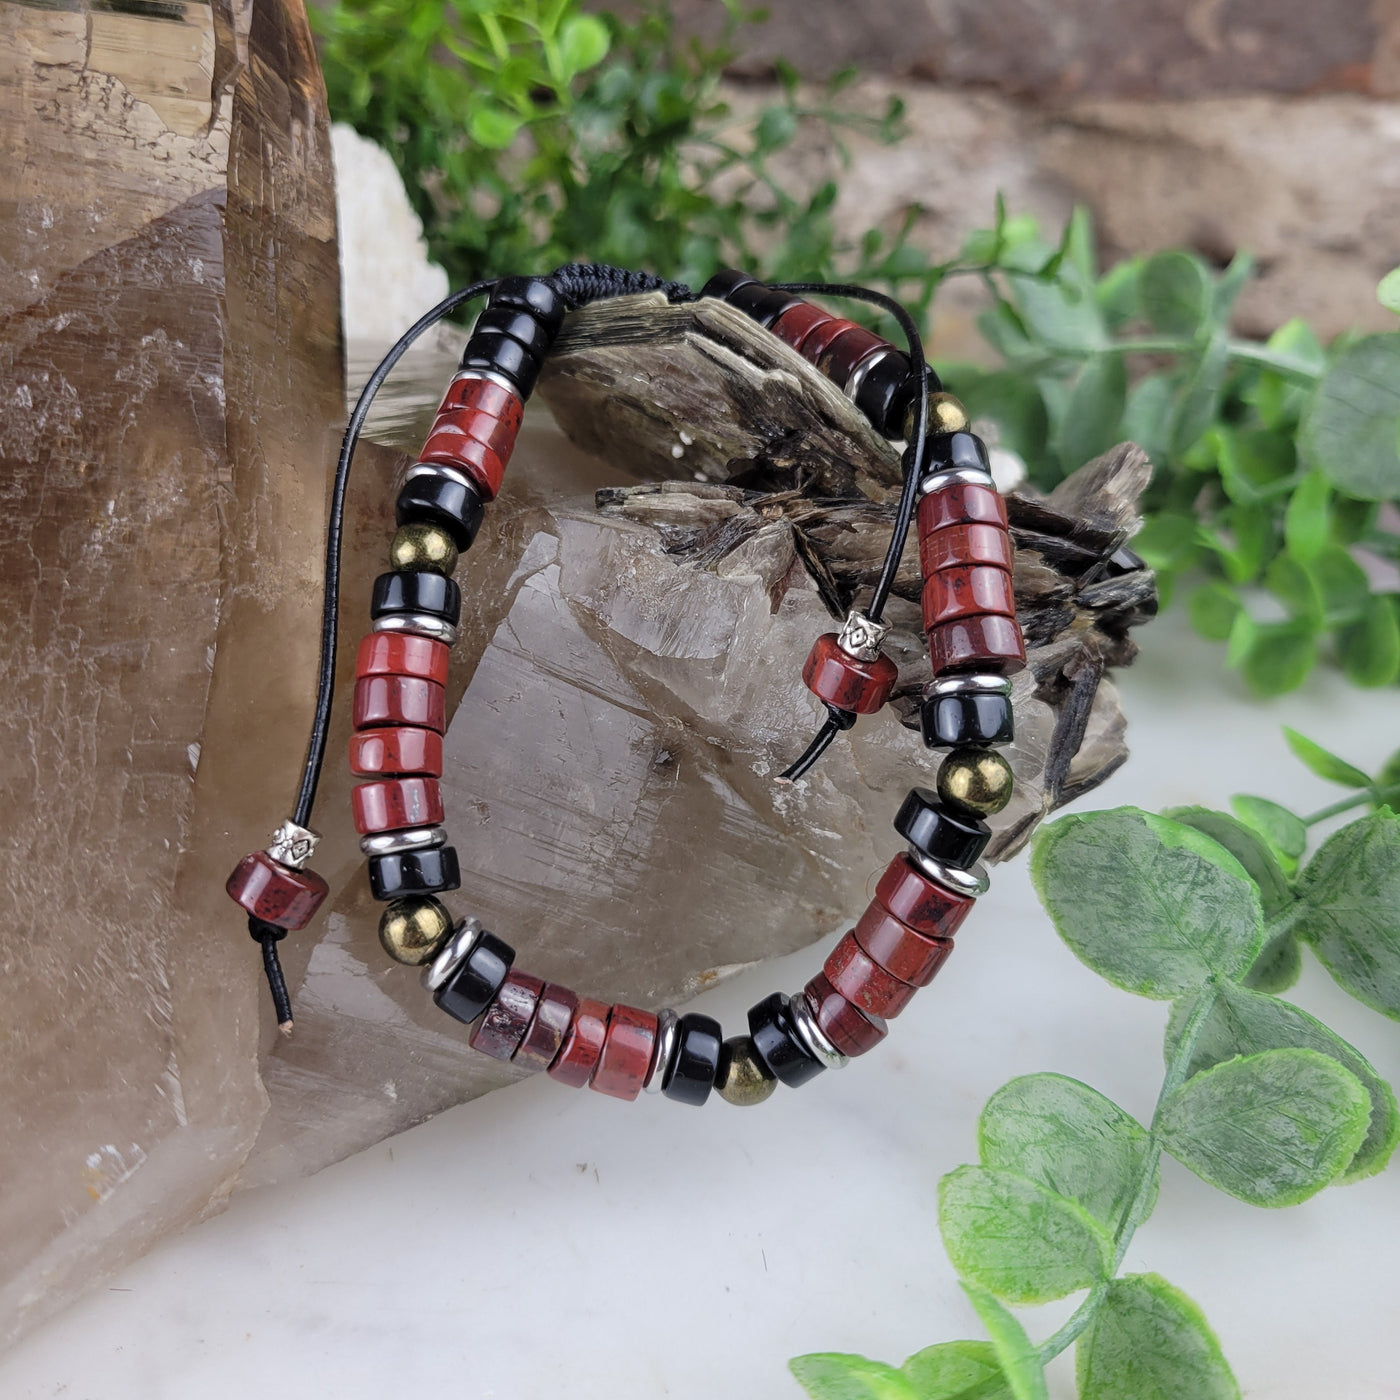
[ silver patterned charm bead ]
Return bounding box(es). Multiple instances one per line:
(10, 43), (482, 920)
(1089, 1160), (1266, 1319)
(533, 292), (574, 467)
(789, 990), (848, 1070)
(266, 820), (320, 870)
(916, 465), (995, 498)
(421, 917), (483, 993)
(836, 609), (891, 662)
(644, 1008), (681, 1093)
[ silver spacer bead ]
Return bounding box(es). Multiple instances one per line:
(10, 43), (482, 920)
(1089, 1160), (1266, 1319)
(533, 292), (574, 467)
(916, 466), (996, 499)
(644, 1008), (681, 1094)
(836, 609), (891, 663)
(907, 847), (991, 898)
(789, 990), (848, 1070)
(359, 826), (447, 858)
(266, 820), (319, 870)
(421, 917), (482, 992)
(843, 347), (897, 403)
(405, 460), (478, 494)
(928, 672), (1013, 698)
(450, 366), (520, 398)
(373, 612), (460, 646)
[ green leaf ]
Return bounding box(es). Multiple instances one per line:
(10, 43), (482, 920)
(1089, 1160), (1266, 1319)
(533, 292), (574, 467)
(1005, 271), (1105, 353)
(962, 1286), (1048, 1400)
(1139, 250), (1212, 337)
(1282, 728), (1371, 788)
(1132, 512), (1200, 574)
(1076, 1274), (1239, 1400)
(1263, 554), (1321, 623)
(1306, 544), (1370, 625)
(1214, 426), (1295, 506)
(1338, 593), (1400, 688)
(1229, 794), (1307, 871)
(1121, 371), (1175, 467)
(1058, 353), (1126, 472)
(1242, 924), (1304, 993)
(1377, 267), (1400, 316)
(790, 1354), (916, 1400)
(1031, 808), (1264, 998)
(943, 368), (1051, 481)
(468, 105), (524, 149)
(1158, 1048), (1369, 1205)
(1211, 250), (1255, 325)
(1164, 807), (1293, 920)
(1170, 330), (1230, 458)
(1165, 983), (1399, 1181)
(978, 1074), (1154, 1234)
(1283, 469), (1331, 563)
(557, 14), (610, 80)
(1294, 809), (1400, 1018)
(938, 1165), (1111, 1304)
(1240, 621), (1317, 696)
(1301, 333), (1400, 501)
(1188, 581), (1241, 641)
(900, 1342), (1011, 1400)
(754, 103), (798, 151)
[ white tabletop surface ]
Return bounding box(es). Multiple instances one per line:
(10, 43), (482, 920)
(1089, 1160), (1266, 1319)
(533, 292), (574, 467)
(2, 612), (1397, 1399)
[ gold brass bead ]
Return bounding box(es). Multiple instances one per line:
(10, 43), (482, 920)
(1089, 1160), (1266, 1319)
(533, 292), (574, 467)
(378, 896), (454, 965)
(390, 522), (458, 576)
(937, 747), (1015, 817)
(903, 391), (970, 441)
(714, 1036), (778, 1107)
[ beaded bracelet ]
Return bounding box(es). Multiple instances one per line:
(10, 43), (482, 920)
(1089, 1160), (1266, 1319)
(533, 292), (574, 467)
(226, 263), (1023, 1108)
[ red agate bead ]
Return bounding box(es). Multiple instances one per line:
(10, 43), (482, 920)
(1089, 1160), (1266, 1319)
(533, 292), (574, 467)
(348, 725), (443, 777)
(801, 634), (897, 714)
(919, 521), (1015, 576)
(514, 983), (580, 1073)
(352, 675), (447, 732)
(927, 614), (1026, 674)
(917, 481), (1008, 533)
(771, 301), (835, 353)
(470, 969), (546, 1061)
(802, 972), (888, 1057)
(549, 997), (610, 1087)
(226, 851), (329, 930)
(921, 564), (1017, 629)
(591, 1004), (659, 1101)
(823, 931), (918, 1018)
(351, 777), (444, 834)
(853, 897), (955, 988)
(355, 632), (450, 686)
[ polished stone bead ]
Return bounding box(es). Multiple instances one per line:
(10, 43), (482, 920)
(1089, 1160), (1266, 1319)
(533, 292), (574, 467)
(513, 982), (580, 1073)
(367, 845), (461, 901)
(371, 570), (461, 627)
(894, 787), (991, 870)
(917, 480), (1007, 533)
(802, 972), (887, 1057)
(438, 372), (525, 425)
(927, 614), (1026, 674)
(699, 268), (759, 301)
(548, 996), (610, 1087)
(853, 897), (956, 987)
(352, 674), (446, 732)
(489, 275), (567, 336)
(459, 331), (541, 397)
(795, 315), (859, 368)
(801, 633), (897, 714)
(377, 895), (454, 965)
(920, 690), (1015, 748)
(355, 631), (451, 686)
(771, 301), (836, 354)
(921, 564), (1017, 628)
(471, 304), (555, 359)
(351, 776), (444, 834)
(591, 1004), (659, 1101)
(434, 929), (515, 1026)
(918, 521), (1014, 576)
(470, 968), (546, 1061)
(852, 348), (914, 437)
(922, 430), (991, 475)
(727, 281), (802, 328)
(427, 403), (520, 460)
(815, 325), (887, 389)
(747, 992), (823, 1088)
(226, 850), (329, 930)
(873, 854), (975, 942)
(938, 747), (1015, 816)
(824, 931), (918, 1017)
(396, 470), (485, 551)
(663, 1012), (723, 1107)
(419, 407), (518, 499)
(714, 1036), (778, 1106)
(348, 724), (443, 778)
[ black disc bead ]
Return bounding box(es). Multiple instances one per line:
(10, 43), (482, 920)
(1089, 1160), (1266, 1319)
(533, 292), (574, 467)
(371, 570), (462, 627)
(489, 275), (566, 336)
(894, 787), (991, 870)
(923, 430), (991, 475)
(853, 349), (913, 437)
(747, 992), (824, 1088)
(471, 304), (555, 360)
(699, 268), (761, 302)
(396, 471), (485, 552)
(367, 846), (461, 902)
(434, 929), (515, 1025)
(459, 332), (541, 398)
(662, 1012), (724, 1107)
(921, 691), (1015, 749)
(726, 281), (802, 328)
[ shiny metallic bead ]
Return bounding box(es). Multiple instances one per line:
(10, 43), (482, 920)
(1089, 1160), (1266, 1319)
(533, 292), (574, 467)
(917, 466), (996, 499)
(449, 366), (521, 398)
(844, 347), (897, 403)
(714, 1036), (779, 1107)
(938, 748), (1015, 816)
(836, 609), (891, 663)
(265, 819), (319, 870)
(644, 1008), (680, 1094)
(378, 895), (455, 966)
(390, 522), (459, 576)
(903, 390), (971, 441)
(421, 916), (483, 991)
(928, 672), (1013, 698)
(359, 826), (447, 857)
(372, 612), (460, 646)
(789, 991), (848, 1071)
(907, 847), (990, 899)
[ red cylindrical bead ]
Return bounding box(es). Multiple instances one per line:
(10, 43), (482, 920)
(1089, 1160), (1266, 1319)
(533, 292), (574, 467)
(796, 315), (860, 367)
(853, 898), (955, 987)
(801, 634), (898, 714)
(815, 325), (888, 388)
(226, 850), (329, 930)
(514, 983), (580, 1073)
(352, 675), (446, 732)
(437, 374), (524, 430)
(591, 1004), (659, 1101)
(469, 969), (546, 1061)
(548, 997), (610, 1087)
(351, 777), (444, 834)
(803, 972), (888, 1057)
(348, 726), (443, 778)
(919, 522), (1015, 576)
(875, 854), (976, 939)
(917, 481), (1008, 533)
(428, 405), (520, 460)
(921, 565), (1017, 629)
(771, 301), (835, 354)
(355, 632), (451, 687)
(927, 614), (1026, 673)
(418, 429), (508, 501)
(823, 931), (918, 1018)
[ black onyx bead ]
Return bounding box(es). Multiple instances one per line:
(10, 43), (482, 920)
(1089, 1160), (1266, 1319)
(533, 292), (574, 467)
(853, 349), (913, 437)
(894, 787), (990, 871)
(397, 471), (485, 552)
(700, 268), (760, 302)
(921, 691), (1015, 749)
(747, 992), (824, 1088)
(459, 332), (541, 398)
(662, 1012), (724, 1107)
(434, 929), (515, 1025)
(367, 846), (461, 902)
(371, 570), (462, 627)
(923, 430), (991, 474)
(726, 282), (801, 328)
(489, 275), (566, 336)
(471, 305), (555, 360)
